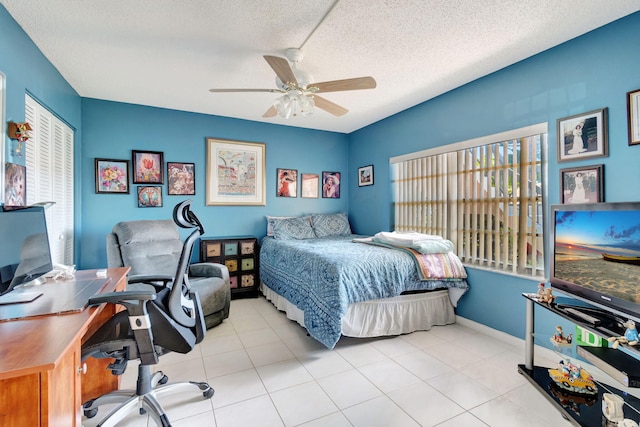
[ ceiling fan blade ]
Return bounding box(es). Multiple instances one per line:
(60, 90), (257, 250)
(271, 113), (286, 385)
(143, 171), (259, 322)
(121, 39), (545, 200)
(264, 55), (298, 86)
(309, 76), (376, 93)
(313, 95), (348, 116)
(209, 88), (281, 93)
(263, 105), (277, 118)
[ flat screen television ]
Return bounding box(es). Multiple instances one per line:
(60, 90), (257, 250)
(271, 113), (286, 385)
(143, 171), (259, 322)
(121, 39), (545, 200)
(550, 202), (640, 324)
(0, 206), (53, 295)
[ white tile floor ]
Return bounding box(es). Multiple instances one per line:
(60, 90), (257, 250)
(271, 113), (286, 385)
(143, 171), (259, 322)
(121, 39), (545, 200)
(83, 296), (572, 427)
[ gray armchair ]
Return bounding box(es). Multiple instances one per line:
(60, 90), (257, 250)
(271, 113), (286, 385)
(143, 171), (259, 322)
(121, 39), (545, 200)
(106, 219), (230, 328)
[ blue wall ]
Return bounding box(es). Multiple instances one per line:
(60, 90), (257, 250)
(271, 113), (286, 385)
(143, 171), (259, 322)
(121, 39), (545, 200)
(80, 99), (349, 268)
(3, 4), (640, 342)
(348, 12), (640, 338)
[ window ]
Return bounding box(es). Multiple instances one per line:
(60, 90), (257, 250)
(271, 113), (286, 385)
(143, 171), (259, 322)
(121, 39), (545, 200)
(25, 95), (75, 265)
(391, 124), (547, 278)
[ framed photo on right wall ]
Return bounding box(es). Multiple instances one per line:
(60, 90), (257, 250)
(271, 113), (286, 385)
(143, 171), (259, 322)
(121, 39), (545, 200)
(557, 108), (608, 162)
(627, 88), (640, 146)
(560, 164), (604, 204)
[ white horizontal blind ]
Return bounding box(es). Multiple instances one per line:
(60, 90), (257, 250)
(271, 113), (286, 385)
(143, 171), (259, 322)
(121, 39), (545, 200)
(25, 95), (74, 265)
(392, 125), (546, 278)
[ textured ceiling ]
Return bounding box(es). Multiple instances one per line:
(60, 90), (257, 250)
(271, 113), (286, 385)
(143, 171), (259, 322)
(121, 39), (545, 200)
(2, 0), (639, 133)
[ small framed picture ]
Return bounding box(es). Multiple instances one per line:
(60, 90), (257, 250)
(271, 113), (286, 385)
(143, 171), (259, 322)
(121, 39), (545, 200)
(627, 88), (640, 146)
(132, 150), (164, 184)
(137, 186), (163, 207)
(4, 163), (27, 206)
(276, 168), (297, 197)
(557, 108), (608, 162)
(560, 164), (604, 204)
(95, 158), (129, 194)
(301, 173), (319, 198)
(358, 165), (374, 187)
(322, 171), (341, 198)
(167, 162), (195, 195)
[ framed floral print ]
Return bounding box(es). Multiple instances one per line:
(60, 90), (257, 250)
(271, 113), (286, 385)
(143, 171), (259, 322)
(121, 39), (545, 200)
(95, 158), (129, 194)
(132, 150), (164, 184)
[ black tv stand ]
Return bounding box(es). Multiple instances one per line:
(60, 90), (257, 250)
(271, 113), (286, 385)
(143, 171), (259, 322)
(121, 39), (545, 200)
(519, 293), (640, 426)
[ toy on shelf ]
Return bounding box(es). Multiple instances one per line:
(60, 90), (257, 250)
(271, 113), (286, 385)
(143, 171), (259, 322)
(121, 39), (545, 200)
(550, 325), (573, 346)
(538, 285), (555, 304)
(607, 319), (640, 349)
(548, 359), (597, 395)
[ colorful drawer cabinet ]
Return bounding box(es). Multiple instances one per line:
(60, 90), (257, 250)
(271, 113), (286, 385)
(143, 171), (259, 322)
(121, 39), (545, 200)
(200, 236), (259, 299)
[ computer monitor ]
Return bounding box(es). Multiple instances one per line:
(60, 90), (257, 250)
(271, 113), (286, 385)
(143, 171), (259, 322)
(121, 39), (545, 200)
(0, 206), (54, 295)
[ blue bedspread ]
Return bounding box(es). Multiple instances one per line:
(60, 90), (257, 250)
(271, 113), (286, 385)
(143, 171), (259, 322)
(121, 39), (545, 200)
(259, 235), (469, 348)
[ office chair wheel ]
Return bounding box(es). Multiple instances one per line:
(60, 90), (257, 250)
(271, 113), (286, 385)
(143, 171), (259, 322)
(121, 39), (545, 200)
(83, 406), (98, 419)
(203, 388), (214, 399)
(140, 407), (147, 415)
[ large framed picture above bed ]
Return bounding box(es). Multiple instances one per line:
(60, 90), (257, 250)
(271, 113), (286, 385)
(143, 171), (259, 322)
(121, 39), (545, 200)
(206, 138), (266, 205)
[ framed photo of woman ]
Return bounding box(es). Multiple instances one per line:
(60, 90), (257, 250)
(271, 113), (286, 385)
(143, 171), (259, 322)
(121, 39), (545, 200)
(322, 171), (341, 198)
(276, 168), (297, 197)
(560, 164), (604, 204)
(557, 108), (608, 162)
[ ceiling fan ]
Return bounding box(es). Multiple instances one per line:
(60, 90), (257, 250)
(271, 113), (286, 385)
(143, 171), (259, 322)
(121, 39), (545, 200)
(209, 48), (376, 119)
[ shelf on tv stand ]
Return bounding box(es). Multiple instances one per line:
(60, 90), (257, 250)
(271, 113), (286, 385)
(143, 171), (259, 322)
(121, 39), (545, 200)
(519, 293), (640, 426)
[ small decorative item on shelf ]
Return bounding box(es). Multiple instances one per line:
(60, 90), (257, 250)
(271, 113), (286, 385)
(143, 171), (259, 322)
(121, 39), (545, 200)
(602, 392), (625, 424)
(607, 319), (640, 349)
(551, 325), (573, 346)
(539, 287), (556, 304)
(548, 359), (597, 395)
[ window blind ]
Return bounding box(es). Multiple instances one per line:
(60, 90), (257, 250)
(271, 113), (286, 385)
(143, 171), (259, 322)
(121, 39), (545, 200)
(391, 124), (547, 278)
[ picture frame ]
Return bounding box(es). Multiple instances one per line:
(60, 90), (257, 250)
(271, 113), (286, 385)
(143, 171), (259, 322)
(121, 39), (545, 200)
(167, 162), (195, 195)
(322, 171), (341, 198)
(276, 168), (297, 197)
(560, 164), (604, 204)
(627, 88), (640, 146)
(4, 163), (26, 207)
(137, 185), (163, 207)
(301, 173), (319, 198)
(206, 137), (266, 206)
(95, 158), (130, 194)
(132, 150), (164, 184)
(358, 165), (374, 187)
(557, 108), (608, 162)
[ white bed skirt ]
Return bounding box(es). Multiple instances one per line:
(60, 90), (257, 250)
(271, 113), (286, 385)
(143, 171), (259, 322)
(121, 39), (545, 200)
(260, 283), (455, 339)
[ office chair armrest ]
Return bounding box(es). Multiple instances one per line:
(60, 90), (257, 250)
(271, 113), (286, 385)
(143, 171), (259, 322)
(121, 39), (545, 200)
(88, 290), (156, 309)
(128, 274), (174, 291)
(189, 262), (230, 281)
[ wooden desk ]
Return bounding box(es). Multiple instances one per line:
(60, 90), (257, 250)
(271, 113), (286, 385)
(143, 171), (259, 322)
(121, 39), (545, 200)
(0, 267), (129, 427)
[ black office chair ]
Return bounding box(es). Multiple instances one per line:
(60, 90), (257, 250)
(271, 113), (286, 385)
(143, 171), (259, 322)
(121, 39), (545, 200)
(82, 200), (214, 427)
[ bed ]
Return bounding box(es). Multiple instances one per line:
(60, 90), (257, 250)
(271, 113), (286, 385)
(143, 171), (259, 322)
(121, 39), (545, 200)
(259, 213), (469, 348)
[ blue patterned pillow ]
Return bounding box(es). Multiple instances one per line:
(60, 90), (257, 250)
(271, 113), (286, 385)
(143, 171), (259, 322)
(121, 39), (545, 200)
(269, 216), (315, 240)
(311, 213), (352, 237)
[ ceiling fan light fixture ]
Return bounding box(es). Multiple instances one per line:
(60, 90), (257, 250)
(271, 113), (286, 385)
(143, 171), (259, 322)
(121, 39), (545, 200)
(274, 91), (315, 119)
